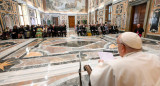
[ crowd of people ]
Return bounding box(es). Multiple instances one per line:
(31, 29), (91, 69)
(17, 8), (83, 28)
(0, 24), (67, 40)
(0, 23), (145, 40)
(75, 24), (119, 36)
(90, 24), (119, 35)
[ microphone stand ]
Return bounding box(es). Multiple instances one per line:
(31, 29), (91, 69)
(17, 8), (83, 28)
(79, 52), (82, 86)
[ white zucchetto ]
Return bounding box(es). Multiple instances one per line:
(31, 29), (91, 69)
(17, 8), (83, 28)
(121, 32), (142, 49)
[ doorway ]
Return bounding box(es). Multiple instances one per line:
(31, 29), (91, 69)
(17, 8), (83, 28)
(68, 16), (75, 28)
(131, 3), (147, 32)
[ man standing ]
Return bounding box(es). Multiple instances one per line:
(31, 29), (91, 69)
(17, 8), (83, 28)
(134, 24), (144, 37)
(90, 32), (160, 86)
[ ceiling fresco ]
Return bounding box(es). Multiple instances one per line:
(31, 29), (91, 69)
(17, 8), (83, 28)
(46, 0), (86, 13)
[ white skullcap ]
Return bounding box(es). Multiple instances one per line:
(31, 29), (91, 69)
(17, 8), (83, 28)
(121, 32), (142, 49)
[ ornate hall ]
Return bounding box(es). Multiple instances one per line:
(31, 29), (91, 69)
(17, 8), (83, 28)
(0, 0), (160, 86)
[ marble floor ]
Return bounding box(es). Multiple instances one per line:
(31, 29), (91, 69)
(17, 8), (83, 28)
(0, 29), (159, 86)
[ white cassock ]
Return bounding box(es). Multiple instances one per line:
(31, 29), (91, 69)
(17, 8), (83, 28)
(90, 51), (160, 86)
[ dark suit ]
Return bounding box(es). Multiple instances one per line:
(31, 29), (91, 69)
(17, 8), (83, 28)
(111, 26), (118, 34)
(77, 26), (82, 36)
(62, 25), (67, 37)
(12, 28), (18, 39)
(100, 26), (106, 35)
(134, 28), (144, 36)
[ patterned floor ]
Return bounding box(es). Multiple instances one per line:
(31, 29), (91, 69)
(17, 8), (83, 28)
(0, 29), (159, 86)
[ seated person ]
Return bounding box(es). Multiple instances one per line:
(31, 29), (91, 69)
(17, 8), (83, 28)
(77, 25), (82, 36)
(111, 24), (118, 34)
(2, 27), (10, 40)
(100, 24), (106, 35)
(82, 25), (87, 36)
(62, 24), (67, 37)
(18, 25), (25, 39)
(36, 25), (43, 38)
(90, 24), (95, 36)
(90, 32), (160, 86)
(12, 25), (18, 39)
(95, 24), (99, 35)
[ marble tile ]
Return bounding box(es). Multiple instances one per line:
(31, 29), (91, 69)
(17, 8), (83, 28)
(0, 39), (28, 53)
(0, 29), (159, 86)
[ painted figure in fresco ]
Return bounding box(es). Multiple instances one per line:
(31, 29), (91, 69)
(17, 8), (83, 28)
(4, 15), (13, 29)
(150, 9), (160, 32)
(11, 25), (18, 39)
(46, 0), (85, 12)
(134, 24), (144, 37)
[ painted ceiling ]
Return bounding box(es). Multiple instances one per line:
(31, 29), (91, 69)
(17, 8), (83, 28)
(46, 0), (86, 13)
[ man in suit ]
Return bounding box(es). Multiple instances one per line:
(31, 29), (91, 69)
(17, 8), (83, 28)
(111, 24), (118, 34)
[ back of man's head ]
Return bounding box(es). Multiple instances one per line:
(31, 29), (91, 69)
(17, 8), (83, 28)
(118, 32), (142, 57)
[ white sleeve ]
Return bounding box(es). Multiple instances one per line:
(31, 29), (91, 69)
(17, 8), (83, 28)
(90, 64), (115, 86)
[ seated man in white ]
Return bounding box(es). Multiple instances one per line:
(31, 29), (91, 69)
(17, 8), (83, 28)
(90, 32), (160, 86)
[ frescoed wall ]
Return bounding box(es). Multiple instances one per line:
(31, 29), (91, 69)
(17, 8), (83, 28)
(91, 12), (95, 24)
(60, 15), (68, 25)
(46, 0), (86, 13)
(147, 0), (160, 35)
(98, 8), (105, 24)
(112, 0), (128, 31)
(76, 14), (88, 25)
(0, 0), (20, 31)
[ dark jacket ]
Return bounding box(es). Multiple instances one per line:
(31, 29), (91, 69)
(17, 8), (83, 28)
(134, 28), (144, 34)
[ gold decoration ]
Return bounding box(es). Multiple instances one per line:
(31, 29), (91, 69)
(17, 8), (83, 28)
(0, 60), (13, 71)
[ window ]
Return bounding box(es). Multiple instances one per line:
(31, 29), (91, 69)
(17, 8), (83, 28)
(108, 5), (112, 21)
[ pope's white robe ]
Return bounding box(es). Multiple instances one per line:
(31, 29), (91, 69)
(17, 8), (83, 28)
(90, 52), (160, 86)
